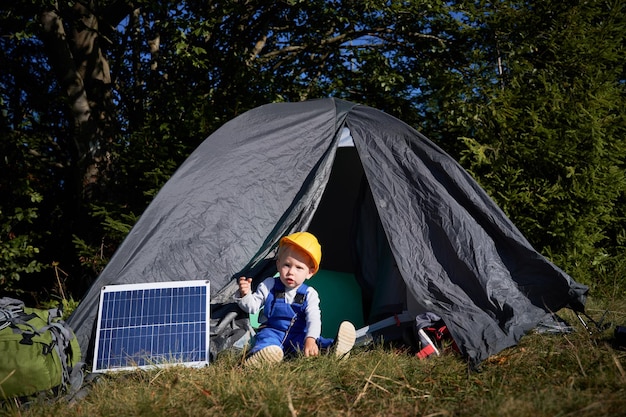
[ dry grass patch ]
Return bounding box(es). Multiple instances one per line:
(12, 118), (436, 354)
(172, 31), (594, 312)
(3, 298), (625, 417)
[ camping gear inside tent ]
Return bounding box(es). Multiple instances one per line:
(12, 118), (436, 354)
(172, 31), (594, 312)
(67, 98), (588, 366)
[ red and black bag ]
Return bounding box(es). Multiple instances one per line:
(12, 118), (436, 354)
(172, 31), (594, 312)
(415, 312), (459, 359)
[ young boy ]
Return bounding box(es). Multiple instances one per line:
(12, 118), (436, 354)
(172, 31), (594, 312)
(237, 231), (356, 366)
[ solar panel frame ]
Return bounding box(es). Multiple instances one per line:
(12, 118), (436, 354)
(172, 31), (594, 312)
(92, 280), (210, 373)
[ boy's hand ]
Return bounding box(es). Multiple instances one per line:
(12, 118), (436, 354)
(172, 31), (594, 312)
(238, 277), (253, 297)
(304, 337), (319, 357)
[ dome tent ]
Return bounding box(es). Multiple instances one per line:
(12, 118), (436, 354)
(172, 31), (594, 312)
(67, 98), (588, 366)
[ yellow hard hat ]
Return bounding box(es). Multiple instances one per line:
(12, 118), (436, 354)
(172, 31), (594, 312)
(280, 232), (322, 274)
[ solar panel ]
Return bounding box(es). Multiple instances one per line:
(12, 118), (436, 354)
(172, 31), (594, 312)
(92, 280), (210, 373)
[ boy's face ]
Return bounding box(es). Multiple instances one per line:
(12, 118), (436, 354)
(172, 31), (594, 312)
(276, 246), (315, 290)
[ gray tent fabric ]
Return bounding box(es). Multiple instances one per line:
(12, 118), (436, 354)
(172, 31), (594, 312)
(67, 98), (588, 365)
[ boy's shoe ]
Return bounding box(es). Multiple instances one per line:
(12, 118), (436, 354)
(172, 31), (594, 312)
(334, 321), (356, 359)
(244, 345), (284, 367)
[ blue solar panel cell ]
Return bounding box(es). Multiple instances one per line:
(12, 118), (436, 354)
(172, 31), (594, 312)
(92, 280), (210, 373)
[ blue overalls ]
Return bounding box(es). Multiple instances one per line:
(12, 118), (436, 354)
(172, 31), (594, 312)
(250, 278), (334, 355)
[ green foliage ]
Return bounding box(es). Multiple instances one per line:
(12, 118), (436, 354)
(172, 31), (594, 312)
(38, 296), (80, 320)
(0, 0), (624, 298)
(71, 206), (139, 281)
(0, 224), (45, 294)
(0, 140), (47, 293)
(423, 0), (626, 288)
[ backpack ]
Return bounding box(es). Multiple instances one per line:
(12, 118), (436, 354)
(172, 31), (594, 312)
(0, 297), (84, 400)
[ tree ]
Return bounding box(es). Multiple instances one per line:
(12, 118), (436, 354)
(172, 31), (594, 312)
(1, 0), (624, 300)
(423, 0), (626, 289)
(2, 0), (443, 299)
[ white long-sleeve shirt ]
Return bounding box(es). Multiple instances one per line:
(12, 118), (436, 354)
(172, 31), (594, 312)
(236, 277), (322, 340)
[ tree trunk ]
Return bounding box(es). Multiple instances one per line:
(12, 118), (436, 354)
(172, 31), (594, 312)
(39, 1), (117, 200)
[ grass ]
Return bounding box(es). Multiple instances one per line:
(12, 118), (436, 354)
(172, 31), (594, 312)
(2, 298), (626, 417)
